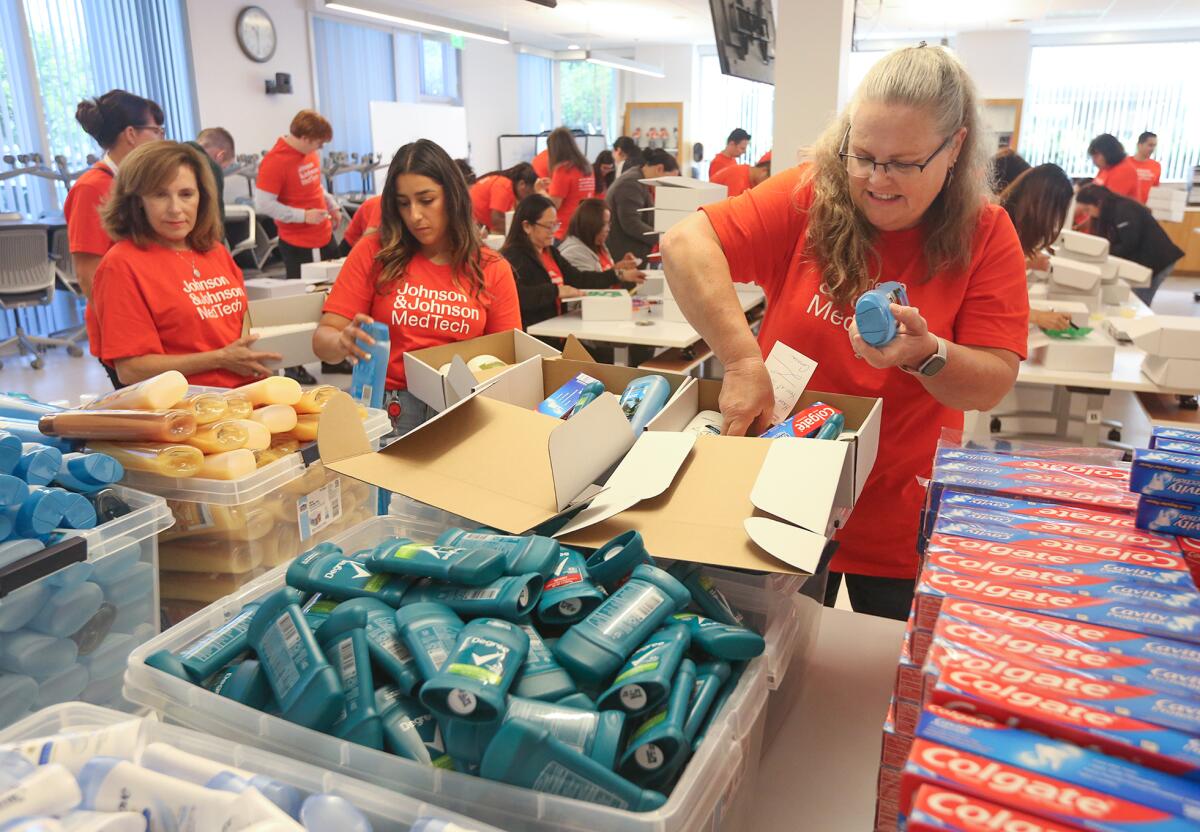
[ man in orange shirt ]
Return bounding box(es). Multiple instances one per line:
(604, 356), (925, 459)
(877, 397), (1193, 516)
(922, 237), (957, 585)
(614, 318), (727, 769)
(708, 128), (750, 179)
(710, 154), (772, 198)
(1131, 131), (1162, 204)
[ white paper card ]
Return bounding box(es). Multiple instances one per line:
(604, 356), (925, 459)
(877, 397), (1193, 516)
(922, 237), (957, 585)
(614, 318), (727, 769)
(764, 342), (818, 425)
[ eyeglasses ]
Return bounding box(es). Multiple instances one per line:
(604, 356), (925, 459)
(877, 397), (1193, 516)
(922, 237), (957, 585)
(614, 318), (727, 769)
(838, 126), (953, 179)
(534, 221), (561, 232)
(136, 124), (166, 139)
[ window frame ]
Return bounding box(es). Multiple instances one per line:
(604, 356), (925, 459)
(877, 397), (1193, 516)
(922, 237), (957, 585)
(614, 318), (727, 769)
(418, 33), (462, 105)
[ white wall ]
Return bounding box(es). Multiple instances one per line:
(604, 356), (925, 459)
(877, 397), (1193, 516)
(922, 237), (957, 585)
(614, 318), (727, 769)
(185, 0), (315, 156)
(952, 30), (1032, 100)
(461, 41), (519, 174)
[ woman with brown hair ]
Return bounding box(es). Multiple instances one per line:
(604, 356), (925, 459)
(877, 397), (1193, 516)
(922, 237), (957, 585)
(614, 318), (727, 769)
(91, 142), (280, 387)
(545, 127), (595, 241)
(558, 197), (644, 277)
(314, 140), (522, 435)
(999, 164), (1076, 331)
(661, 45), (1028, 619)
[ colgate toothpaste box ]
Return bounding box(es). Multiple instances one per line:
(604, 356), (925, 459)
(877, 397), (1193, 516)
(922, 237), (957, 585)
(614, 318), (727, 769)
(1132, 450), (1200, 505)
(924, 532), (1191, 587)
(935, 449), (1131, 485)
(884, 697), (916, 767)
(927, 476), (1139, 520)
(933, 489), (1154, 533)
(915, 569), (1200, 644)
(1152, 427), (1200, 451)
(902, 735), (1200, 831)
(905, 784), (1086, 832)
(913, 705), (1200, 823)
(1138, 496), (1200, 541)
(927, 501), (1185, 555)
(898, 618), (924, 704)
(1155, 440), (1200, 457)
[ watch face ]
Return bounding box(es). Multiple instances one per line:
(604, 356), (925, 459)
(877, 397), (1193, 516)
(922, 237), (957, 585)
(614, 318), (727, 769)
(920, 355), (948, 377)
(237, 6), (276, 63)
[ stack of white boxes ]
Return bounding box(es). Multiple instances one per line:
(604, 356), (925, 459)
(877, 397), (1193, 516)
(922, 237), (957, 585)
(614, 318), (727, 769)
(1147, 185), (1187, 223)
(1122, 315), (1200, 388)
(1047, 230), (1107, 311)
(639, 176), (728, 235)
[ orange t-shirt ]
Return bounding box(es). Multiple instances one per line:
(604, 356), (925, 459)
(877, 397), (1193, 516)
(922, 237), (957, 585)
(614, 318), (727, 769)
(344, 196), (382, 249)
(470, 175), (516, 229)
(256, 137), (331, 248)
(91, 241), (253, 388)
(63, 161), (116, 356)
(711, 164), (753, 197)
(1130, 158), (1162, 204)
(549, 164), (595, 241)
(532, 150), (550, 179)
(709, 153), (736, 180)
(702, 166), (1029, 580)
(598, 248), (614, 270)
(1093, 157), (1141, 201)
(322, 236), (522, 390)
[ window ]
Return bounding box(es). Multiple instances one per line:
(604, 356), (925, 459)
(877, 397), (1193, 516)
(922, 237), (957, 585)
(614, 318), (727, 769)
(518, 54), (554, 135)
(419, 35), (461, 104)
(1020, 41), (1200, 181)
(559, 61), (617, 141)
(0, 0), (50, 215)
(696, 51), (774, 176)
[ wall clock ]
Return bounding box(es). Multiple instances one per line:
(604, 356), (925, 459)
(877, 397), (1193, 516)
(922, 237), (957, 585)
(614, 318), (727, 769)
(236, 6), (277, 63)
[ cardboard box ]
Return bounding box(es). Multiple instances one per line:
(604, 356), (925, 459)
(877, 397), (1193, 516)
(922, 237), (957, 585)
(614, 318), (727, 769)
(1124, 316), (1200, 360)
(299, 258), (345, 283)
(483, 234), (505, 251)
(580, 290), (633, 322)
(641, 206), (694, 234)
(548, 378), (882, 575)
(1143, 355), (1200, 389)
(404, 329), (561, 412)
(1028, 330), (1115, 373)
(1046, 287), (1101, 313)
(243, 277), (311, 301)
(1098, 257), (1121, 282)
(1153, 206), (1186, 223)
(1111, 256), (1153, 286)
(242, 292), (325, 369)
(1055, 229), (1109, 259)
(1149, 187), (1188, 209)
(640, 175), (727, 212)
(1046, 256), (1102, 292)
(1102, 280), (1132, 305)
(1028, 299), (1089, 329)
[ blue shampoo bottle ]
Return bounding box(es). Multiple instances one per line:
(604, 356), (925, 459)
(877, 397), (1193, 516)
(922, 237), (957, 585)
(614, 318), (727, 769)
(246, 587), (343, 731)
(54, 452), (123, 494)
(671, 612), (765, 660)
(684, 660), (731, 746)
(394, 602), (464, 680)
(14, 444), (62, 487)
(434, 528), (560, 577)
(619, 658), (697, 789)
(420, 617), (528, 722)
(322, 597), (421, 694)
(14, 487), (69, 540)
(367, 537), (507, 586)
(350, 321), (390, 409)
(0, 418), (74, 451)
(481, 719), (666, 811)
(57, 492), (97, 530)
(618, 375), (671, 434)
(375, 685), (455, 768)
(537, 548), (604, 625)
(0, 475), (29, 512)
(317, 619), (383, 749)
(854, 280), (909, 347)
(667, 562), (744, 626)
(512, 622), (576, 701)
(146, 602), (262, 682)
(0, 432), (21, 476)
(552, 564), (690, 690)
(285, 543), (409, 605)
(597, 623), (690, 716)
(585, 530), (654, 593)
(402, 573), (544, 621)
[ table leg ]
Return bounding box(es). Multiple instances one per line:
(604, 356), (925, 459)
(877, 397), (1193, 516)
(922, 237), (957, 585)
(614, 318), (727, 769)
(1053, 386), (1070, 439)
(613, 345), (630, 366)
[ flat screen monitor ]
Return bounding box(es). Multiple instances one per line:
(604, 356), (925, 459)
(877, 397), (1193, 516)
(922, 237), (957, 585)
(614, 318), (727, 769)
(709, 0), (775, 85)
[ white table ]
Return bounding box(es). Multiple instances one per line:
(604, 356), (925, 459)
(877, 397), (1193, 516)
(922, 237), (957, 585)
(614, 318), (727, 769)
(749, 608), (904, 832)
(527, 285), (765, 365)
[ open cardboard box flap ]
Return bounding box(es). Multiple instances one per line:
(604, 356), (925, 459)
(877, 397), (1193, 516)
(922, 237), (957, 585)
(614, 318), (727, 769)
(404, 329), (561, 412)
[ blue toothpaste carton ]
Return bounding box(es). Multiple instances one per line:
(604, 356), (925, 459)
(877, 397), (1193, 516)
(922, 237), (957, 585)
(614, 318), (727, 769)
(1133, 449), (1200, 506)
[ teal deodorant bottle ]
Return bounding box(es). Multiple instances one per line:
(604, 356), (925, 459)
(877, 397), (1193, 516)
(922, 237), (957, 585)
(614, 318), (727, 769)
(285, 543), (409, 605)
(434, 528), (560, 577)
(368, 537), (507, 586)
(671, 612), (765, 660)
(394, 602), (465, 680)
(537, 548), (604, 625)
(420, 618), (528, 723)
(597, 623), (690, 716)
(584, 530), (654, 593)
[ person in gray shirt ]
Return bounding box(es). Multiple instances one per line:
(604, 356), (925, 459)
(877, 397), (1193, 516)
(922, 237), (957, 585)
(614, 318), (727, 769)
(605, 148), (678, 263)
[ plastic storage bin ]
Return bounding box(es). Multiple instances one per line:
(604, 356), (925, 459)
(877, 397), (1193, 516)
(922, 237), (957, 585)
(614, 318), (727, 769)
(0, 702), (506, 832)
(0, 486), (172, 727)
(124, 409), (390, 627)
(125, 515), (772, 832)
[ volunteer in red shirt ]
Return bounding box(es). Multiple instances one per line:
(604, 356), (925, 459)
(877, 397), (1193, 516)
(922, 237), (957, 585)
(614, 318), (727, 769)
(256, 109), (343, 279)
(315, 139), (522, 436)
(532, 148), (550, 179)
(708, 128), (750, 180)
(65, 90), (165, 386)
(342, 195), (381, 251)
(710, 155), (771, 198)
(662, 45), (1028, 620)
(1088, 133), (1140, 201)
(469, 163), (539, 232)
(545, 127), (595, 241)
(1131, 130), (1162, 203)
(92, 142), (280, 387)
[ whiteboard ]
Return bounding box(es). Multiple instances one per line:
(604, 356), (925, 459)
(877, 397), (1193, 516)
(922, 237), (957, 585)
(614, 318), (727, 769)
(369, 101), (469, 192)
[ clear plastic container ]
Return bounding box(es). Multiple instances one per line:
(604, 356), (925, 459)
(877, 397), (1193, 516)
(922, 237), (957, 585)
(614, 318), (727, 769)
(125, 515), (773, 832)
(0, 486), (171, 727)
(0, 702), (506, 832)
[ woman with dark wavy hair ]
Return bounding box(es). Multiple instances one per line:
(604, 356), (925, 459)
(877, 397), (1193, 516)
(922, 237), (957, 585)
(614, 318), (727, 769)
(314, 139), (522, 435)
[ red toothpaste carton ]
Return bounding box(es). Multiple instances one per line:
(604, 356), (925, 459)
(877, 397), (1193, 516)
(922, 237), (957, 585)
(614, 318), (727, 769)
(923, 546), (1193, 592)
(905, 784), (1086, 832)
(883, 698), (915, 766)
(897, 615), (924, 703)
(935, 449), (1131, 484)
(929, 474), (1140, 517)
(932, 489), (1147, 532)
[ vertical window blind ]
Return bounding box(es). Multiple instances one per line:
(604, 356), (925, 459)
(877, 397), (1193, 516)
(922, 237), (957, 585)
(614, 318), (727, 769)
(697, 52), (774, 176)
(1020, 41), (1200, 181)
(517, 54), (554, 136)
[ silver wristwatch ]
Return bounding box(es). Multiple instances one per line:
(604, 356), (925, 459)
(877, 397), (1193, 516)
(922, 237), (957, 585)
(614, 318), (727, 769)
(905, 336), (948, 377)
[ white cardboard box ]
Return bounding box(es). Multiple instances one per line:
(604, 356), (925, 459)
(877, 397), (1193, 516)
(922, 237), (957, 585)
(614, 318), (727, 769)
(1097, 258), (1120, 282)
(1152, 206), (1185, 223)
(642, 206), (695, 233)
(299, 258), (345, 283)
(641, 176), (727, 212)
(1101, 281), (1132, 305)
(1028, 330), (1116, 374)
(1029, 299), (1090, 330)
(1122, 316), (1200, 360)
(581, 290), (633, 322)
(242, 292), (325, 368)
(1047, 286), (1102, 313)
(243, 277), (311, 301)
(1142, 355), (1200, 389)
(1055, 229), (1109, 260)
(1148, 187), (1188, 209)
(1046, 256), (1103, 292)
(404, 329), (561, 412)
(1111, 256), (1152, 286)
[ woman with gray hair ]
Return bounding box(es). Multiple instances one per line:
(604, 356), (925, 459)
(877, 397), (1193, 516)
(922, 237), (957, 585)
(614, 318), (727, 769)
(660, 45), (1029, 620)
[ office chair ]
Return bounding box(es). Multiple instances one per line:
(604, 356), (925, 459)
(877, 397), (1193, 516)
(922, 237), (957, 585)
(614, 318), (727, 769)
(0, 226), (76, 369)
(47, 227), (87, 356)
